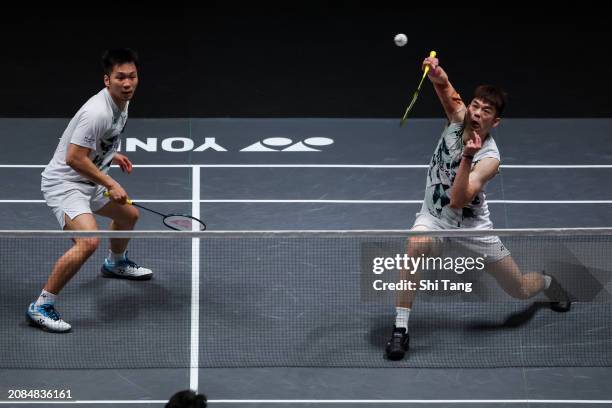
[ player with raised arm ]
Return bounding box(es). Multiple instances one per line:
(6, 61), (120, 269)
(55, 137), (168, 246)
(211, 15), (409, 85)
(385, 55), (572, 360)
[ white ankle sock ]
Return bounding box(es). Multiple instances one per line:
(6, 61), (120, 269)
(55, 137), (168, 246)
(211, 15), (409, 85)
(35, 290), (57, 307)
(395, 307), (411, 330)
(108, 250), (126, 263)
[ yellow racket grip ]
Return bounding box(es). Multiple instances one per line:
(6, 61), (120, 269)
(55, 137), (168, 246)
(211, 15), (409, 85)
(423, 50), (437, 75)
(103, 191), (133, 205)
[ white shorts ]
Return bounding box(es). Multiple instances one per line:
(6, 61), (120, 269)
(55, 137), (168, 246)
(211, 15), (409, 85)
(41, 178), (110, 229)
(412, 211), (511, 263)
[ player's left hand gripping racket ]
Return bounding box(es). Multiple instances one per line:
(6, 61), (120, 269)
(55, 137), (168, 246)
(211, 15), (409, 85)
(104, 192), (206, 231)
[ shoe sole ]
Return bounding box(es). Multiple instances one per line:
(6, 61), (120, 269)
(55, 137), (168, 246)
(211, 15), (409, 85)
(26, 313), (71, 333)
(385, 350), (406, 361)
(101, 266), (153, 281)
(385, 340), (408, 361)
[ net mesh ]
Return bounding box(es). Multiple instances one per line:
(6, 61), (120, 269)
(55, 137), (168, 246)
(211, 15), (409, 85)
(1, 230), (611, 369)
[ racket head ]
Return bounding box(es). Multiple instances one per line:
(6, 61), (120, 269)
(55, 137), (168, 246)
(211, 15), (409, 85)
(163, 214), (207, 231)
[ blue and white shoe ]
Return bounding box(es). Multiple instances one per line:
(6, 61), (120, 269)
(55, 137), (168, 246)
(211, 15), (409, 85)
(26, 302), (71, 333)
(101, 252), (153, 280)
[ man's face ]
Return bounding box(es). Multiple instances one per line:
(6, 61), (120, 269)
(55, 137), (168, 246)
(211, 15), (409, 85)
(466, 98), (500, 135)
(104, 62), (138, 104)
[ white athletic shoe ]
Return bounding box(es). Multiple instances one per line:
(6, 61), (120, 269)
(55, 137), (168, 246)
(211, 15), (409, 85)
(101, 252), (153, 280)
(26, 302), (72, 333)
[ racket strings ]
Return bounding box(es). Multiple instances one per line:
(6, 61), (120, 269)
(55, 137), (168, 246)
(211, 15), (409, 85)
(164, 215), (206, 231)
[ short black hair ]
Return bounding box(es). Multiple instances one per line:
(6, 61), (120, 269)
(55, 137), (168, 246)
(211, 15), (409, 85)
(102, 48), (139, 76)
(165, 390), (207, 408)
(473, 85), (507, 117)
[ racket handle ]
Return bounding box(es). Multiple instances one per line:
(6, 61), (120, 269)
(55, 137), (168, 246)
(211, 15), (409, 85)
(423, 50), (437, 75)
(103, 191), (133, 205)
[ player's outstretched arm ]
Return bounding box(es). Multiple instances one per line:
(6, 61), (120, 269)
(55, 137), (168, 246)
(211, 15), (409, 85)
(423, 56), (466, 124)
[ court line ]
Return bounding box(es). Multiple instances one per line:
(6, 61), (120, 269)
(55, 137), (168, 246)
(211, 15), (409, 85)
(190, 166), (200, 392)
(0, 200), (190, 203)
(1, 399), (612, 404)
(207, 400), (612, 404)
(197, 200), (612, 204)
(2, 164), (612, 169)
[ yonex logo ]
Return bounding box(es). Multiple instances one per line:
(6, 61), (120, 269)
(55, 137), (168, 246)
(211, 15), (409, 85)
(241, 137), (334, 152)
(123, 137), (334, 153)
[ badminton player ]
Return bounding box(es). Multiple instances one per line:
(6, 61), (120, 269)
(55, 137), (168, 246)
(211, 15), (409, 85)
(385, 55), (572, 360)
(28, 49), (152, 333)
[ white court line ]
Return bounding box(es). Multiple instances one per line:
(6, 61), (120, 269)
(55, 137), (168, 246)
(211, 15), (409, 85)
(196, 199), (612, 204)
(0, 402), (165, 405)
(0, 200), (190, 203)
(207, 400), (612, 405)
(0, 200), (45, 203)
(492, 200), (612, 204)
(190, 166), (201, 392)
(501, 165), (612, 169)
(1, 399), (612, 404)
(2, 164), (612, 169)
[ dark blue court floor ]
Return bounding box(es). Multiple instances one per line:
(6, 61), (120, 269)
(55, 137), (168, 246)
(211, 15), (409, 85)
(1, 118), (611, 407)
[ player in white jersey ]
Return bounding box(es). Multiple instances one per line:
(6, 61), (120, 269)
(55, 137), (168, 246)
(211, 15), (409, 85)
(27, 49), (152, 333)
(385, 56), (571, 360)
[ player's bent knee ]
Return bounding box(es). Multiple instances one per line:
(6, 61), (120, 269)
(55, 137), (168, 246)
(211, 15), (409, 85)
(116, 206), (139, 226)
(127, 206), (140, 223)
(76, 237), (100, 255)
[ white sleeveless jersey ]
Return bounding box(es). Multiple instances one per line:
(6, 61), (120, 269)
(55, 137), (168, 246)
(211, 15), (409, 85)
(421, 121), (500, 228)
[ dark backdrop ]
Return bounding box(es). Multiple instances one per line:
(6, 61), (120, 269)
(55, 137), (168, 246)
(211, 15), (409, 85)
(1, 4), (609, 118)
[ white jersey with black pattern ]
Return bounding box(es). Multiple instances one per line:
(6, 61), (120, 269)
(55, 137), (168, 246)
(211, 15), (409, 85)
(41, 88), (128, 184)
(420, 121), (500, 228)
